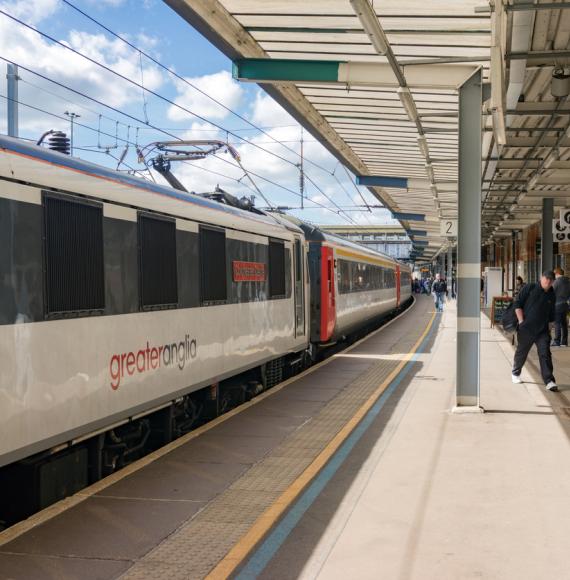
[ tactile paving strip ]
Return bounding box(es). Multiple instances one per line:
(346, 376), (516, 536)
(120, 304), (432, 580)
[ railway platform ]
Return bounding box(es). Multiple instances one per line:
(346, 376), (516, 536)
(1, 295), (570, 580)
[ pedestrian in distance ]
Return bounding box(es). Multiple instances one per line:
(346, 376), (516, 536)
(432, 273), (447, 313)
(515, 275), (524, 297)
(551, 267), (570, 347)
(512, 271), (558, 391)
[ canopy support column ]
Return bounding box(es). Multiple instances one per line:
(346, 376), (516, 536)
(455, 69), (482, 411)
(447, 246), (453, 296)
(541, 198), (554, 273)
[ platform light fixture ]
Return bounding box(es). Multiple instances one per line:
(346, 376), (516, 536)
(397, 87), (418, 123)
(417, 135), (430, 161)
(425, 162), (435, 184)
(490, 107), (506, 147)
(528, 172), (539, 189)
(350, 0), (388, 55)
(543, 149), (559, 170)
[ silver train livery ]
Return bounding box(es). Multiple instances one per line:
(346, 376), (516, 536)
(0, 135), (411, 525)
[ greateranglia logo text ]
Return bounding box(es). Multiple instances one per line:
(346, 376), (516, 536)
(109, 334), (197, 390)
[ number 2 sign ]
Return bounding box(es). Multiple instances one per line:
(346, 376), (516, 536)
(440, 219), (458, 237)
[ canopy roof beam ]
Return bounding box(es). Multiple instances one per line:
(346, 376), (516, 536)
(233, 58), (479, 90)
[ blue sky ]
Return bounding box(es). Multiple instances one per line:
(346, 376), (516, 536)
(0, 0), (394, 226)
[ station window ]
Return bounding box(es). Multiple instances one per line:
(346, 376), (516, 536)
(200, 227), (227, 304)
(43, 194), (105, 316)
(269, 239), (286, 298)
(139, 214), (178, 308)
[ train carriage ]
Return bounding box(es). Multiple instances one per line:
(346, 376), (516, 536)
(299, 224), (412, 345)
(0, 135), (411, 525)
(0, 135), (309, 470)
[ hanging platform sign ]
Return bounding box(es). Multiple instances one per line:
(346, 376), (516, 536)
(232, 261), (266, 282)
(560, 208), (570, 227)
(440, 219), (458, 237)
(553, 218), (570, 242)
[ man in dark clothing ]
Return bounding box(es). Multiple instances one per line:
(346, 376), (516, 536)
(551, 267), (570, 347)
(432, 273), (447, 312)
(512, 271), (557, 391)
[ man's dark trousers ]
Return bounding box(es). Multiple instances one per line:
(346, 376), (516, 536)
(513, 326), (555, 384)
(554, 304), (568, 346)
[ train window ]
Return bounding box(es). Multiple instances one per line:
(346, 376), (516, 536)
(200, 227), (227, 304)
(43, 194), (105, 316)
(269, 239), (286, 298)
(295, 239), (302, 282)
(338, 260), (351, 294)
(139, 214), (178, 308)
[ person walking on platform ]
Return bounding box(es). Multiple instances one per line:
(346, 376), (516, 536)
(432, 273), (447, 313)
(551, 267), (570, 347)
(512, 271), (557, 391)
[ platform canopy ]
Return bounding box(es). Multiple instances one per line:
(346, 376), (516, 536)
(166, 0), (492, 261)
(479, 2), (570, 243)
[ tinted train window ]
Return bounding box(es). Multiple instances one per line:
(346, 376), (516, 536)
(338, 259), (351, 294)
(43, 194), (104, 316)
(295, 239), (302, 282)
(200, 227), (227, 304)
(337, 259), (399, 293)
(139, 214), (178, 308)
(269, 240), (286, 298)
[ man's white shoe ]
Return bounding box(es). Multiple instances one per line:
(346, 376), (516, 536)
(546, 381), (558, 392)
(512, 374), (522, 384)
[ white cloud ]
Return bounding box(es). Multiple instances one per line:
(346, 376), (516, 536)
(2, 0), (59, 24)
(0, 1), (164, 136)
(250, 91), (296, 128)
(180, 121), (222, 142)
(167, 70), (243, 122)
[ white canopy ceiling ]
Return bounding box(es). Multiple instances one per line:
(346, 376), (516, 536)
(169, 1), (570, 260)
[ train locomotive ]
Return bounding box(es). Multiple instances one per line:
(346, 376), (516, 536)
(0, 135), (411, 525)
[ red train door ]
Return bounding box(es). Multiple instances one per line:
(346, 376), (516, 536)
(320, 246), (336, 342)
(396, 265), (401, 307)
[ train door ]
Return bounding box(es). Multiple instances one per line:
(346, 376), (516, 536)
(396, 265), (401, 306)
(320, 246), (336, 342)
(294, 237), (305, 337)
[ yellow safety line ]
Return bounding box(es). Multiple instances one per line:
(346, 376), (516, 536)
(206, 308), (437, 579)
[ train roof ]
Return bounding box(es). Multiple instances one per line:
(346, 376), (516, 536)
(0, 136), (302, 240)
(272, 211), (410, 269)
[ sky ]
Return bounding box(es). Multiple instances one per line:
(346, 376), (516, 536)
(0, 0), (395, 226)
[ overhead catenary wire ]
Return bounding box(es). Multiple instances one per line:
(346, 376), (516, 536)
(0, 92), (152, 176)
(0, 68), (354, 222)
(0, 9), (358, 224)
(3, 6), (330, 178)
(59, 0), (333, 175)
(341, 163), (373, 213)
(19, 77), (147, 138)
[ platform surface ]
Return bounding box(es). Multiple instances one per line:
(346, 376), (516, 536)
(0, 297), (433, 580)
(2, 296), (569, 580)
(262, 300), (570, 580)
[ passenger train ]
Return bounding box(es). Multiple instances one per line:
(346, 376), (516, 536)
(0, 135), (411, 525)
